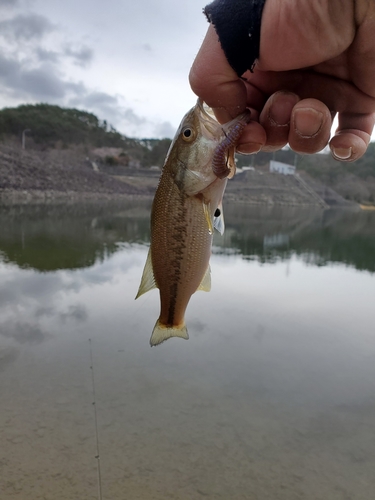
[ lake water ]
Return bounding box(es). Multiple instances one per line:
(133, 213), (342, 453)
(1, 200), (375, 500)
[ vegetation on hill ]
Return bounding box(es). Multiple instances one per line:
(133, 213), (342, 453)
(236, 143), (375, 204)
(0, 103), (125, 146)
(236, 143), (375, 180)
(0, 103), (171, 167)
(297, 142), (375, 182)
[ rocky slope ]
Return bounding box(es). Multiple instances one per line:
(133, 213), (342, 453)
(0, 142), (358, 208)
(0, 143), (149, 202)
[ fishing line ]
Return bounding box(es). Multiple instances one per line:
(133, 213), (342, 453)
(89, 338), (103, 500)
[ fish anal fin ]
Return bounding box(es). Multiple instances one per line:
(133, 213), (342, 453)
(197, 264), (211, 292)
(150, 320), (189, 346)
(135, 247), (157, 299)
(214, 202), (225, 235)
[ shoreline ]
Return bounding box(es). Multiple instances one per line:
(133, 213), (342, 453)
(0, 188), (361, 211)
(0, 188), (153, 205)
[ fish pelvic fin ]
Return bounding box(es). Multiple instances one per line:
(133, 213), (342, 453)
(150, 320), (189, 347)
(197, 264), (211, 292)
(135, 247), (157, 299)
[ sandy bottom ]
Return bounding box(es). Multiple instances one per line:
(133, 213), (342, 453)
(1, 329), (375, 500)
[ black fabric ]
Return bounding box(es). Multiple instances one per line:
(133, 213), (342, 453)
(204, 0), (266, 76)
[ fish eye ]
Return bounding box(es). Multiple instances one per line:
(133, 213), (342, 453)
(181, 126), (196, 142)
(214, 208), (221, 217)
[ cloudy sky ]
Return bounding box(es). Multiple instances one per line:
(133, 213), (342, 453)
(0, 0), (209, 138)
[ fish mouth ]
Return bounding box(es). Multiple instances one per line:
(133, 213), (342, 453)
(196, 99), (222, 140)
(196, 98), (250, 140)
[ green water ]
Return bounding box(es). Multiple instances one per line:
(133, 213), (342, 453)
(0, 200), (375, 499)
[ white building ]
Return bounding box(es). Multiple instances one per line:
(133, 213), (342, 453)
(270, 160), (296, 175)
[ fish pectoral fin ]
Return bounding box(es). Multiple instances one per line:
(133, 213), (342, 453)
(135, 247), (157, 299)
(202, 199), (214, 235)
(150, 320), (189, 346)
(197, 264), (211, 292)
(214, 202), (225, 235)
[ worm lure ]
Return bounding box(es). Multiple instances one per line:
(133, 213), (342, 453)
(212, 111), (251, 179)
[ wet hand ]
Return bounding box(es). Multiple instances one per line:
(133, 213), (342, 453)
(189, 0), (375, 161)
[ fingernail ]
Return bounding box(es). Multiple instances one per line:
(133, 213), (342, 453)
(236, 143), (262, 154)
(330, 146), (352, 160)
(268, 92), (298, 126)
(294, 108), (323, 137)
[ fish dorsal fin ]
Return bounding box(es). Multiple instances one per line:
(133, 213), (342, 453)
(135, 247), (157, 299)
(214, 203), (225, 235)
(202, 199), (214, 235)
(197, 264), (211, 292)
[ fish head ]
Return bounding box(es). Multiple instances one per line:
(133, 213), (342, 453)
(166, 99), (248, 196)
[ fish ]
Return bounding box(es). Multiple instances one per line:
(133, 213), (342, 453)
(136, 99), (250, 346)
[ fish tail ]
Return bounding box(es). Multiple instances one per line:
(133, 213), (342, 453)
(150, 320), (189, 347)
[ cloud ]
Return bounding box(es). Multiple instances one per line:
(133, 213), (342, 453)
(35, 306), (55, 318)
(69, 91), (156, 137)
(77, 90), (117, 108)
(59, 304), (88, 323)
(16, 66), (68, 98)
(0, 13), (55, 41)
(36, 45), (94, 68)
(154, 121), (175, 138)
(0, 0), (19, 8)
(0, 321), (49, 345)
(0, 53), (19, 80)
(123, 108), (146, 127)
(0, 48), (174, 138)
(69, 91), (121, 125)
(0, 347), (19, 372)
(36, 47), (60, 63)
(67, 88), (175, 138)
(0, 0), (209, 139)
(0, 54), (66, 99)
(0, 52), (88, 100)
(64, 45), (94, 67)
(0, 11), (173, 140)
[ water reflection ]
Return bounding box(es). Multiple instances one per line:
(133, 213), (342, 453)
(0, 200), (374, 499)
(0, 199), (152, 270)
(1, 201), (374, 272)
(214, 204), (375, 272)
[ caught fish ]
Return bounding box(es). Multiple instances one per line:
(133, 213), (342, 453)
(136, 99), (250, 346)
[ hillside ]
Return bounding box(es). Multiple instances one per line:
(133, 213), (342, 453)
(0, 103), (374, 205)
(225, 169), (355, 208)
(236, 145), (375, 205)
(0, 142), (147, 202)
(0, 103), (172, 202)
(0, 103), (172, 168)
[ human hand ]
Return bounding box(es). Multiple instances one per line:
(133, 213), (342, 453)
(189, 0), (375, 161)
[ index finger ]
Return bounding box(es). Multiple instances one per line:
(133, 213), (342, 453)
(189, 26), (248, 122)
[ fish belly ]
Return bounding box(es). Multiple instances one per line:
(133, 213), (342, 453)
(151, 174), (212, 329)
